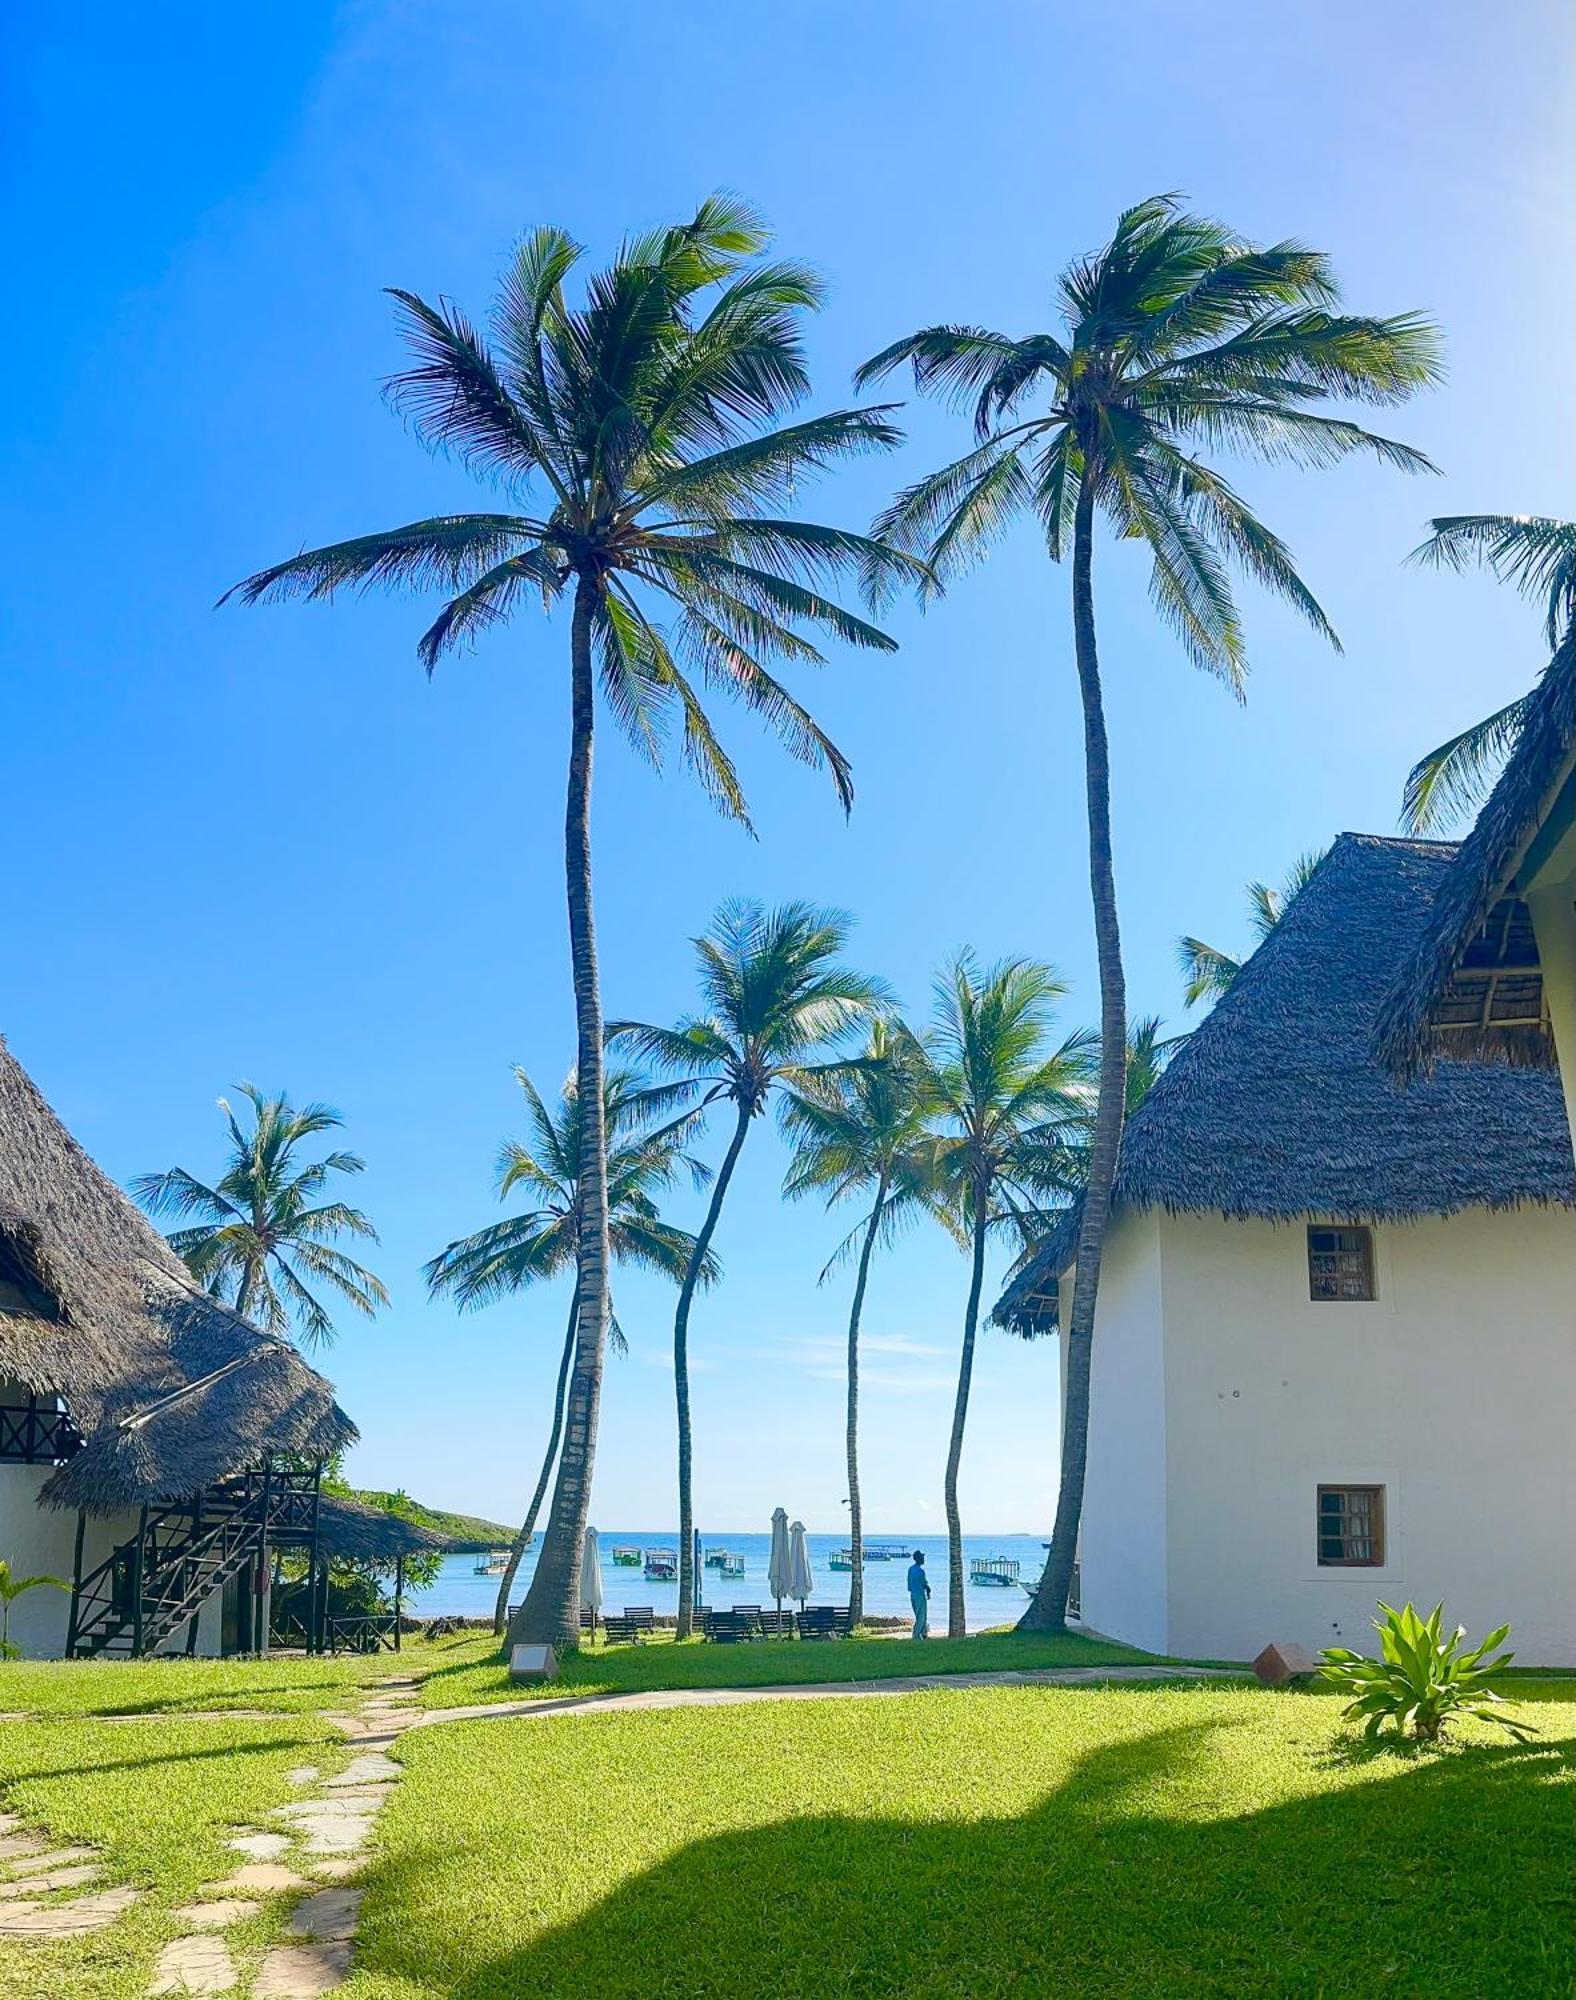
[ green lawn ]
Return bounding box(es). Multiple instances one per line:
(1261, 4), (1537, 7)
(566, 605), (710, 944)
(415, 1624), (1153, 1709)
(352, 1679), (1574, 2000)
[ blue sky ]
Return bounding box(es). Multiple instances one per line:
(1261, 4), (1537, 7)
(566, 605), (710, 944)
(3, 2), (1570, 1533)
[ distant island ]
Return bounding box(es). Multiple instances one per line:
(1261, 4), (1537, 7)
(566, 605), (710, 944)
(347, 1489), (512, 1554)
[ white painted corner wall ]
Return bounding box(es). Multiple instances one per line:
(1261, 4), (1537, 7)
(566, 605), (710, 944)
(1077, 1206), (1576, 1666)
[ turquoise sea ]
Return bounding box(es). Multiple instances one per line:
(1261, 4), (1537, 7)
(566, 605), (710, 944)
(405, 1530), (1050, 1632)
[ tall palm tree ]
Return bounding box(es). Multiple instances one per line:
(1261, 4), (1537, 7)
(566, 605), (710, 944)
(132, 1086), (388, 1349)
(924, 956), (1094, 1638)
(611, 900), (890, 1635)
(1402, 514), (1576, 832)
(781, 1020), (943, 1625)
(424, 1066), (713, 1636)
(1176, 849), (1327, 1006)
(858, 195), (1437, 1631)
(225, 196), (922, 1645)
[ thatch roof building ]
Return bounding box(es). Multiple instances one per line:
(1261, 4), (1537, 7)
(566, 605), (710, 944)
(997, 832), (1576, 1335)
(0, 1035), (354, 1504)
(1375, 635), (1576, 1085)
(0, 1036), (425, 1660)
(991, 834), (1576, 1667)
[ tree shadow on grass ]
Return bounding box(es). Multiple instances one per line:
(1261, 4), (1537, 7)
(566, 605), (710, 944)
(360, 1718), (1572, 2000)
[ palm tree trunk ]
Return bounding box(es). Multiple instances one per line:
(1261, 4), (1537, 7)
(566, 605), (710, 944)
(492, 1297), (578, 1636)
(1020, 478), (1127, 1633)
(842, 1172), (887, 1629)
(512, 575), (613, 1650)
(672, 1102), (752, 1639)
(943, 1196), (990, 1640)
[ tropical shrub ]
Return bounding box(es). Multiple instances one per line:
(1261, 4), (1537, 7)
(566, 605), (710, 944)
(0, 1559), (67, 1659)
(1319, 1601), (1534, 1744)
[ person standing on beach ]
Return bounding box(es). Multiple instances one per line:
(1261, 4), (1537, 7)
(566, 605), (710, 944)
(907, 1550), (931, 1640)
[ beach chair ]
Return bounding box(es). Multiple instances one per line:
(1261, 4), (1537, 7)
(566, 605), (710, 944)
(602, 1613), (641, 1645)
(625, 1606), (656, 1635)
(796, 1607), (841, 1641)
(702, 1609), (752, 1644)
(730, 1603), (763, 1634)
(757, 1609), (794, 1638)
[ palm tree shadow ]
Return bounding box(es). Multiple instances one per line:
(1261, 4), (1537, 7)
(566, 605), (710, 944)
(358, 1719), (1569, 1999)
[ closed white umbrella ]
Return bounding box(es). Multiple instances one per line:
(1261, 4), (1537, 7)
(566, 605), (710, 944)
(580, 1525), (604, 1634)
(787, 1520), (813, 1609)
(767, 1507), (791, 1612)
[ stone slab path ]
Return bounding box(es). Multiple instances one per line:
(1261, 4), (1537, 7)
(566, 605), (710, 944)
(408, 1660), (1241, 1731)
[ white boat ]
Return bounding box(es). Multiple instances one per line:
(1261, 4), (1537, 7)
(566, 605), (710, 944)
(968, 1556), (1021, 1587)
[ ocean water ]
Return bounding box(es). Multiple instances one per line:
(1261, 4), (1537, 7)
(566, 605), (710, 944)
(405, 1530), (1051, 1632)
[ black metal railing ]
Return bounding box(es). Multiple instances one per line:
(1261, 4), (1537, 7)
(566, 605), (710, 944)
(0, 1399), (82, 1464)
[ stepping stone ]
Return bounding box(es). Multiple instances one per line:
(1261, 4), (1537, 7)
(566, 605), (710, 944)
(0, 1815), (19, 1835)
(0, 1885), (140, 1936)
(0, 1865), (101, 1898)
(297, 1819), (371, 1857)
(326, 1754), (400, 1786)
(171, 1899), (260, 1929)
(149, 1934), (238, 1993)
(306, 1859), (363, 1883)
(270, 1799), (380, 1822)
(252, 1940), (353, 1996)
(285, 1767), (320, 1788)
(0, 1834), (48, 1862)
(10, 1845), (98, 1874)
(228, 1832), (291, 1860)
(286, 1888), (362, 1941)
(202, 1864), (309, 1896)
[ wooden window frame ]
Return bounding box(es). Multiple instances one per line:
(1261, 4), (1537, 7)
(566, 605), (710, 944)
(1307, 1224), (1376, 1302)
(1316, 1484), (1385, 1568)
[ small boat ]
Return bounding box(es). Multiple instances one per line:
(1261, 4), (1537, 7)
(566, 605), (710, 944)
(829, 1548), (858, 1572)
(643, 1548), (677, 1581)
(864, 1544), (909, 1562)
(611, 1545), (642, 1567)
(703, 1547), (736, 1570)
(969, 1556), (1021, 1587)
(472, 1549), (510, 1575)
(715, 1552), (745, 1577)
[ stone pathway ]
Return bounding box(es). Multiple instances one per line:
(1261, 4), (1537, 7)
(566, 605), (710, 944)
(0, 1808), (135, 1940)
(140, 1670), (422, 1997)
(408, 1659), (1241, 1731)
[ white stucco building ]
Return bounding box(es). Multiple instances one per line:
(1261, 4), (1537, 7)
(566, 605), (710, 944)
(1001, 834), (1576, 1666)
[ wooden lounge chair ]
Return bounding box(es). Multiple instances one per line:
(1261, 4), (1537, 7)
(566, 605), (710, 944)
(602, 1614), (642, 1645)
(625, 1606), (656, 1634)
(796, 1607), (849, 1641)
(757, 1609), (794, 1638)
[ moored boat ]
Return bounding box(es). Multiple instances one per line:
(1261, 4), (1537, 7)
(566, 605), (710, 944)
(611, 1545), (642, 1566)
(472, 1549), (510, 1575)
(968, 1556), (1021, 1587)
(643, 1548), (677, 1581)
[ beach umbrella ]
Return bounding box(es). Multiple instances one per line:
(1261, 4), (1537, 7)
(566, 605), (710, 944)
(580, 1525), (604, 1635)
(787, 1520), (813, 1610)
(768, 1507), (791, 1612)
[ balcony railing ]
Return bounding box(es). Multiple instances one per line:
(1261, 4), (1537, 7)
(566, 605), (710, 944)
(0, 1399), (83, 1465)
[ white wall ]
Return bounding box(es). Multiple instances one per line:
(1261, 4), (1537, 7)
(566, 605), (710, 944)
(1153, 1208), (1576, 1665)
(0, 1463), (237, 1660)
(1069, 1211), (1169, 1655)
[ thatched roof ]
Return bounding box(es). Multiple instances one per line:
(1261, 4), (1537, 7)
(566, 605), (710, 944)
(317, 1494), (454, 1563)
(0, 1036), (355, 1512)
(1376, 635), (1576, 1077)
(996, 834), (1576, 1334)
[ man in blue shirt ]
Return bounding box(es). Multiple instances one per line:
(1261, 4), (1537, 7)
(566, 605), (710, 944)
(906, 1550), (930, 1639)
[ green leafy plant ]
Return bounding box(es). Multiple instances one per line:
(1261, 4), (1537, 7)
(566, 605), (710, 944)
(0, 1559), (67, 1659)
(1319, 1601), (1534, 1745)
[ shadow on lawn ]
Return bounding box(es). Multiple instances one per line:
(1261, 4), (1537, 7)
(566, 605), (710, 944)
(361, 1719), (1571, 2000)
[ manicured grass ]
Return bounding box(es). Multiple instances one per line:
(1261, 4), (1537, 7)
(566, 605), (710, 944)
(416, 1625), (1153, 1709)
(0, 1708), (334, 1999)
(0, 1633), (474, 1719)
(353, 1679), (1574, 1999)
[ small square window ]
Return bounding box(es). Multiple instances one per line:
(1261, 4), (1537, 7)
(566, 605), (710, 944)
(1317, 1485), (1385, 1566)
(1308, 1225), (1374, 1301)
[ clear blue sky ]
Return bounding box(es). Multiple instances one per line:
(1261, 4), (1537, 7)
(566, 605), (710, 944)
(3, 2), (1570, 1533)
